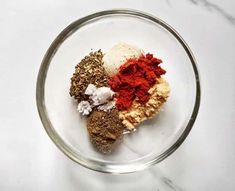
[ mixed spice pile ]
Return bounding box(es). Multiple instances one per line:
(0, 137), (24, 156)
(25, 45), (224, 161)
(70, 43), (170, 154)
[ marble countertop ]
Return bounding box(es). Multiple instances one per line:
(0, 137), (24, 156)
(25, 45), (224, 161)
(1, 0), (235, 190)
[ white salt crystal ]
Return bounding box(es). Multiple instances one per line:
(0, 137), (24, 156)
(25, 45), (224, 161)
(77, 101), (92, 115)
(98, 101), (115, 112)
(80, 84), (115, 113)
(85, 84), (97, 96)
(84, 84), (115, 106)
(91, 87), (115, 106)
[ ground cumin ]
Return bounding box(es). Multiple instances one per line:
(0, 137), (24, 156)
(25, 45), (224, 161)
(87, 109), (124, 154)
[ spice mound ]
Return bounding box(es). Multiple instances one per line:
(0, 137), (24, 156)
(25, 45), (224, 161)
(103, 42), (143, 76)
(69, 43), (170, 154)
(119, 78), (170, 130)
(70, 50), (108, 103)
(87, 109), (124, 153)
(109, 53), (166, 111)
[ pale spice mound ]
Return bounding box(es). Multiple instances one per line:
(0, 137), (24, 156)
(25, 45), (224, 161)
(119, 78), (170, 130)
(103, 42), (143, 76)
(69, 50), (108, 103)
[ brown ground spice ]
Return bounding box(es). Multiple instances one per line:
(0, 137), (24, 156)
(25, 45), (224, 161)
(87, 109), (125, 154)
(70, 50), (108, 103)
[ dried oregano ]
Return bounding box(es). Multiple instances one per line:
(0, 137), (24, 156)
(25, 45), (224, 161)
(70, 50), (108, 103)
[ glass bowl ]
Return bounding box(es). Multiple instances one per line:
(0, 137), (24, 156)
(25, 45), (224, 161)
(36, 9), (200, 174)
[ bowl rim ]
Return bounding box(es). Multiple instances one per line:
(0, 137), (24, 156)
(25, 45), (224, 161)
(36, 9), (201, 174)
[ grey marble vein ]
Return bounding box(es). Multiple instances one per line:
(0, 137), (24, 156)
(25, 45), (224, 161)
(166, 0), (171, 6)
(188, 0), (235, 26)
(161, 177), (185, 191)
(122, 141), (143, 156)
(150, 169), (185, 191)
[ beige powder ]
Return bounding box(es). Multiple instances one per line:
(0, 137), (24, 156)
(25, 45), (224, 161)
(103, 42), (143, 76)
(119, 78), (170, 130)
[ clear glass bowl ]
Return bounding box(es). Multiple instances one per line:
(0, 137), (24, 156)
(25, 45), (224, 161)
(36, 9), (200, 174)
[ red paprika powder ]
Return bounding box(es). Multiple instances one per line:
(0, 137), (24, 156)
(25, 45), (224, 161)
(108, 53), (166, 110)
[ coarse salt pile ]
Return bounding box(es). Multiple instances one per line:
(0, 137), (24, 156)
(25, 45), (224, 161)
(77, 84), (115, 115)
(85, 84), (114, 106)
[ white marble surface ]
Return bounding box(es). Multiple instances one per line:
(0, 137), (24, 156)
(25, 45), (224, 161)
(1, 0), (235, 190)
